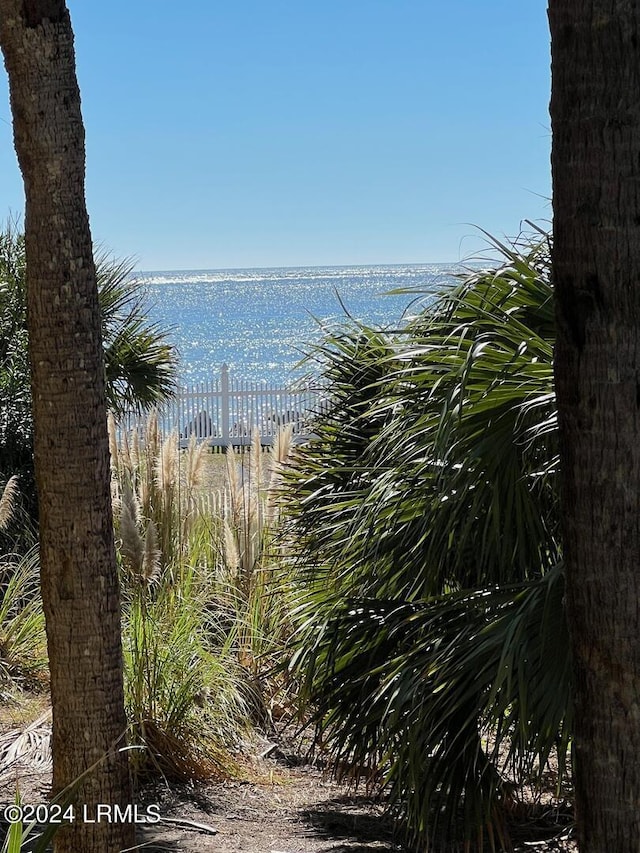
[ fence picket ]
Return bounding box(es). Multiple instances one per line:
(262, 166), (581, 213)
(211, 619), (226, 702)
(115, 365), (323, 449)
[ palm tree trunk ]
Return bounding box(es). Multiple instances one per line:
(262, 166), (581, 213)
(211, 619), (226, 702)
(0, 3), (134, 851)
(550, 2), (640, 847)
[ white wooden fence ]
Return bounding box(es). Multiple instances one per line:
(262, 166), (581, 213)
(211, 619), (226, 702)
(116, 364), (324, 449)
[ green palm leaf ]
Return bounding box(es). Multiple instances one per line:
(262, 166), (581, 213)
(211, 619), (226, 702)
(96, 249), (178, 415)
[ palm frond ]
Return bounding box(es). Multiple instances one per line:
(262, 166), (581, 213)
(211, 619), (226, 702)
(283, 230), (568, 848)
(95, 250), (178, 416)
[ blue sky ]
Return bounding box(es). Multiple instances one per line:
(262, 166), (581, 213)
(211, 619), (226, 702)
(0, 1), (551, 271)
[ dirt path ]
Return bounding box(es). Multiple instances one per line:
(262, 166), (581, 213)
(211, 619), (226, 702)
(137, 765), (403, 853)
(0, 750), (402, 853)
(0, 716), (575, 853)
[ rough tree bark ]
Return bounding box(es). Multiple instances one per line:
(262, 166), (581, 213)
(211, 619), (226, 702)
(0, 3), (134, 851)
(549, 3), (640, 848)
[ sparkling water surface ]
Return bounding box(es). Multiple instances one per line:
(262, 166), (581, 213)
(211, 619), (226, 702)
(138, 264), (461, 386)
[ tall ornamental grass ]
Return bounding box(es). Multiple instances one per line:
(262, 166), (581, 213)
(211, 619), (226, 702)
(110, 415), (246, 780)
(109, 415), (296, 778)
(219, 427), (297, 722)
(0, 547), (47, 691)
(0, 477), (46, 691)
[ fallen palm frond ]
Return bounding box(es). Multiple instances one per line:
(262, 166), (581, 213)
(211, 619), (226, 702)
(0, 718), (137, 853)
(0, 709), (52, 777)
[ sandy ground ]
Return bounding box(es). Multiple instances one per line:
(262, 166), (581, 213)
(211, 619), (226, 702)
(0, 745), (405, 853)
(0, 703), (576, 853)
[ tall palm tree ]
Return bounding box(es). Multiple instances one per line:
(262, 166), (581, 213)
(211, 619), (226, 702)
(550, 3), (640, 847)
(0, 3), (135, 850)
(285, 233), (572, 849)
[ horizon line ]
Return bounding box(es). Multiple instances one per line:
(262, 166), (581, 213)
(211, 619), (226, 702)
(134, 258), (488, 276)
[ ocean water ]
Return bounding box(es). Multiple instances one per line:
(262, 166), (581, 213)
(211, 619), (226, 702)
(138, 264), (461, 387)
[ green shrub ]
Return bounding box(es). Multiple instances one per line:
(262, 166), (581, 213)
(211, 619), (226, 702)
(122, 566), (247, 781)
(0, 547), (47, 690)
(283, 231), (570, 850)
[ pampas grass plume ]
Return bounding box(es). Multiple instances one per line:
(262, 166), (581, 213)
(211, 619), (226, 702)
(0, 475), (19, 531)
(142, 520), (161, 586)
(225, 445), (243, 524)
(156, 431), (178, 493)
(271, 423), (293, 467)
(186, 433), (208, 491)
(107, 412), (119, 471)
(223, 519), (240, 575)
(120, 500), (144, 576)
(130, 427), (140, 471)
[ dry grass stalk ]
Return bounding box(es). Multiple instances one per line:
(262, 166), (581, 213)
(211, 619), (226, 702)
(121, 477), (140, 523)
(119, 429), (134, 475)
(120, 500), (144, 576)
(156, 431), (178, 495)
(130, 426), (140, 471)
(249, 430), (263, 494)
(146, 411), (160, 461)
(119, 479), (144, 575)
(185, 433), (208, 491)
(142, 520), (161, 586)
(0, 475), (19, 532)
(180, 436), (211, 543)
(225, 445), (243, 526)
(223, 519), (240, 575)
(267, 425), (294, 523)
(271, 423), (293, 467)
(139, 467), (150, 519)
(132, 719), (238, 782)
(107, 412), (119, 472)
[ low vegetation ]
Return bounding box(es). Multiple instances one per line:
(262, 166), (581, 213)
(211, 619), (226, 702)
(108, 414), (296, 780)
(0, 228), (573, 851)
(282, 230), (570, 849)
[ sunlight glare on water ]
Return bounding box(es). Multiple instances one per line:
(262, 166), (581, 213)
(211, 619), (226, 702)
(137, 264), (460, 386)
